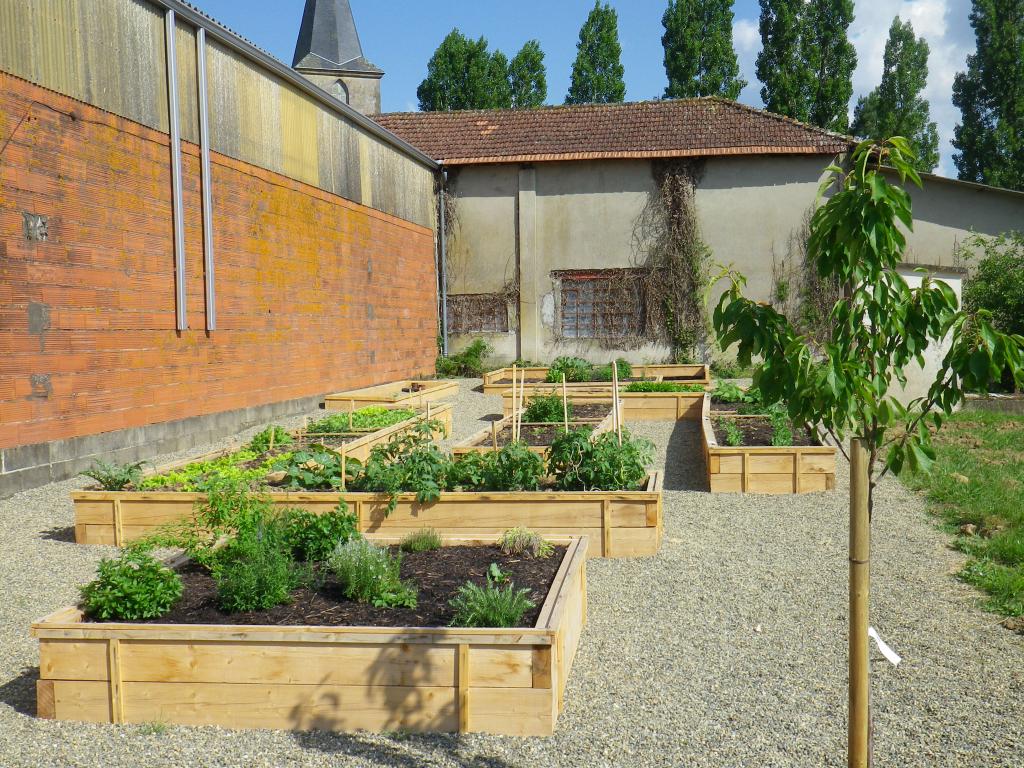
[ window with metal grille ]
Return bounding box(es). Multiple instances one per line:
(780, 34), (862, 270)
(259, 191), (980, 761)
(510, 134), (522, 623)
(556, 269), (646, 339)
(446, 293), (509, 334)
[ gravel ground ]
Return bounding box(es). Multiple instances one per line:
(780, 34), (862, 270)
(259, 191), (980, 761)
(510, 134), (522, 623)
(0, 380), (1021, 767)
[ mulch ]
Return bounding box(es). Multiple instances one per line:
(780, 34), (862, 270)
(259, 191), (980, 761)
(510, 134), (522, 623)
(113, 544), (567, 629)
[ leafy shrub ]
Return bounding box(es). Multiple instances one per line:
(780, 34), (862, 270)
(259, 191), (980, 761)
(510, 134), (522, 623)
(590, 359), (633, 382)
(499, 527), (554, 558)
(307, 407), (418, 434)
(436, 338), (493, 378)
(275, 448), (349, 491)
(352, 425), (449, 512)
(711, 381), (748, 403)
(281, 503), (359, 562)
(400, 528), (442, 553)
(625, 381), (704, 393)
(247, 425), (293, 453)
(213, 525), (306, 613)
(523, 393), (573, 423)
(80, 550), (182, 621)
(710, 358), (743, 378)
(718, 419), (745, 446)
(446, 450), (490, 491)
(330, 538), (418, 608)
(545, 356), (593, 383)
(547, 429), (654, 491)
(481, 442), (545, 491)
(449, 573), (535, 628)
(82, 459), (147, 491)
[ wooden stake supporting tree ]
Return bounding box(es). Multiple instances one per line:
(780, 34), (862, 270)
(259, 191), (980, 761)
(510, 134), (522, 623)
(712, 138), (1024, 767)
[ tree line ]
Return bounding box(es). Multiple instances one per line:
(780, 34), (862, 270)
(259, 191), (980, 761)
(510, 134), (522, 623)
(415, 0), (1022, 188)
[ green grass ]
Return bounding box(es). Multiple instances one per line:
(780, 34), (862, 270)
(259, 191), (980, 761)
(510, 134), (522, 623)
(903, 411), (1024, 617)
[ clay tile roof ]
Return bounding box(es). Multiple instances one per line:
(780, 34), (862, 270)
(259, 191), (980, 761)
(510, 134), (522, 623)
(373, 98), (853, 165)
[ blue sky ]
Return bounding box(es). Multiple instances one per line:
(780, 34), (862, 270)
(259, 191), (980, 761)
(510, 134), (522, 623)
(198, 1), (977, 176)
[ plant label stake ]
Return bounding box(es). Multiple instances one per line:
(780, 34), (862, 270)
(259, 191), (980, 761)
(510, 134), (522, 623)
(268, 428), (275, 452)
(562, 374), (569, 432)
(340, 445), (347, 491)
(491, 419), (499, 451)
(519, 368), (527, 442)
(348, 402), (354, 432)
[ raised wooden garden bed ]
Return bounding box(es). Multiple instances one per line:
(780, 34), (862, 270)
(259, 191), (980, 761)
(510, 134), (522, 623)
(32, 535), (588, 736)
(483, 363), (709, 395)
(500, 386), (704, 422)
(73, 474), (663, 555)
(452, 402), (621, 457)
(325, 380), (459, 410)
(700, 396), (836, 494)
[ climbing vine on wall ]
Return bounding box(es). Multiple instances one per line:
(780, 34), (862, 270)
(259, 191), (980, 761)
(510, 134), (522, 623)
(632, 159), (712, 362)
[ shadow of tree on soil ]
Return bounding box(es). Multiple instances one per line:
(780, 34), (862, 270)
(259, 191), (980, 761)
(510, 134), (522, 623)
(662, 421), (709, 492)
(0, 667), (40, 717)
(292, 730), (521, 768)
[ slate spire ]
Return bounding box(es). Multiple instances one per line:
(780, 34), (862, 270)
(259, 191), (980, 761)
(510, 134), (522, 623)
(292, 0), (382, 74)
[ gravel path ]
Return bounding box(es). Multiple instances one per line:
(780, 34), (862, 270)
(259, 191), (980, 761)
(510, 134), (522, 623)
(1, 380), (1021, 767)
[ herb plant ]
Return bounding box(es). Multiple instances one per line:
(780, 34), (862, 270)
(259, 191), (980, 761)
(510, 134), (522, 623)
(718, 419), (745, 447)
(625, 381), (703, 393)
(499, 527), (554, 559)
(281, 503), (359, 562)
(330, 538), (418, 608)
(449, 574), (535, 627)
(247, 425), (293, 453)
(547, 429), (654, 491)
(400, 528), (442, 553)
(481, 442), (545, 491)
(488, 562), (510, 584)
(769, 412), (795, 447)
(80, 550), (182, 621)
(213, 525), (306, 613)
(523, 394), (573, 423)
(82, 459), (147, 491)
(307, 407), (417, 434)
(590, 359), (633, 381)
(545, 356), (593, 383)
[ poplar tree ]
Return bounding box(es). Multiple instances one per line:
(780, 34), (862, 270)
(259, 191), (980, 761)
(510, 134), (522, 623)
(418, 30), (518, 111)
(662, 0), (746, 99)
(756, 0), (857, 131)
(757, 0), (811, 119)
(851, 18), (940, 171)
(486, 51), (514, 109)
(509, 40), (548, 108)
(952, 0), (1024, 191)
(566, 1), (627, 104)
(803, 0), (857, 132)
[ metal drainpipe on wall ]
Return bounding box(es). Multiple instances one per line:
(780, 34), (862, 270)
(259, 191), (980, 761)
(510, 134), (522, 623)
(165, 9), (187, 331)
(196, 27), (216, 331)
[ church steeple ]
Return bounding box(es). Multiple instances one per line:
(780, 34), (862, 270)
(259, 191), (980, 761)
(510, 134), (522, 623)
(292, 0), (383, 114)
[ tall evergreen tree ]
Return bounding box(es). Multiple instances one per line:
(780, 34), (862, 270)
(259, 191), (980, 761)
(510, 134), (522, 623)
(952, 0), (1024, 191)
(509, 40), (548, 108)
(802, 0), (857, 132)
(850, 18), (940, 171)
(566, 2), (627, 104)
(662, 0), (746, 99)
(755, 0), (856, 131)
(757, 0), (811, 119)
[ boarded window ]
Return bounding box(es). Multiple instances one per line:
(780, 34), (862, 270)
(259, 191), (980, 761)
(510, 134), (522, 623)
(556, 269), (646, 339)
(447, 293), (509, 334)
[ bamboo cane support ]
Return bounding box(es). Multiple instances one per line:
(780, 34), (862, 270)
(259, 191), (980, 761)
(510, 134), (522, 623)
(849, 439), (870, 768)
(348, 402), (354, 431)
(268, 428), (275, 452)
(511, 365), (517, 442)
(612, 365), (622, 445)
(491, 420), (499, 450)
(562, 374), (569, 432)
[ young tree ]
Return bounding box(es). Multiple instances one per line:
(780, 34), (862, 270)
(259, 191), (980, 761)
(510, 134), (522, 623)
(850, 18), (940, 171)
(417, 29), (512, 111)
(509, 40), (548, 108)
(566, 1), (627, 104)
(662, 0), (747, 99)
(757, 0), (811, 119)
(802, 0), (858, 132)
(713, 138), (1024, 766)
(952, 0), (1024, 191)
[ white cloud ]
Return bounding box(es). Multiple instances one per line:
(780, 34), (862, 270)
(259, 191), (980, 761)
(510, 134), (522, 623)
(733, 1), (976, 177)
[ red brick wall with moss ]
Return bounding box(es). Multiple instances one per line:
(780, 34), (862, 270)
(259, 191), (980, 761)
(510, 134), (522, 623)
(0, 72), (437, 450)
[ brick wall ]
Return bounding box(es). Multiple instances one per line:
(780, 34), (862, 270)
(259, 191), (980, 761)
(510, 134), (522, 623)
(0, 72), (438, 454)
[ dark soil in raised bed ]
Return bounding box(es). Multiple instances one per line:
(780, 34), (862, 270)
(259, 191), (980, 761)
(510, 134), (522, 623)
(572, 403), (613, 419)
(661, 373), (704, 382)
(101, 544), (567, 629)
(471, 423), (593, 448)
(710, 400), (744, 414)
(713, 416), (820, 447)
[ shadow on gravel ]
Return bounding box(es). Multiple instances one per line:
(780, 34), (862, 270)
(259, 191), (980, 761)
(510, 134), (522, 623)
(662, 421), (709, 492)
(480, 413), (503, 422)
(39, 525), (76, 543)
(291, 731), (520, 767)
(0, 667), (39, 717)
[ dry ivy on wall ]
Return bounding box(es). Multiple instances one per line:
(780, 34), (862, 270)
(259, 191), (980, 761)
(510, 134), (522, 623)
(769, 208), (843, 347)
(632, 159), (712, 363)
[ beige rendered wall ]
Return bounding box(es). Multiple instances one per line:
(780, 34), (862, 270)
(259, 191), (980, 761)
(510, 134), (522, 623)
(445, 156), (1024, 367)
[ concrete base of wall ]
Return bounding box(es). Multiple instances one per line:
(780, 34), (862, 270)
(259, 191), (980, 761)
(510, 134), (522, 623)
(0, 395), (326, 499)
(963, 394), (1024, 415)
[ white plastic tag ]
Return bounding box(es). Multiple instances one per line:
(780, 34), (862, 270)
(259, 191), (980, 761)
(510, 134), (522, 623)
(868, 626), (902, 666)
